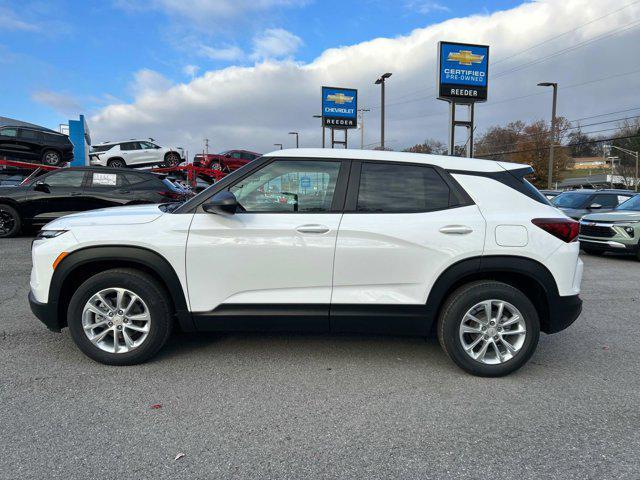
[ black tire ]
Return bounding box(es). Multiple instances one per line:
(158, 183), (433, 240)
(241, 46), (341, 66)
(107, 158), (126, 168)
(42, 149), (62, 166)
(437, 281), (540, 377)
(582, 247), (604, 256)
(67, 268), (173, 365)
(0, 204), (21, 238)
(163, 152), (181, 167)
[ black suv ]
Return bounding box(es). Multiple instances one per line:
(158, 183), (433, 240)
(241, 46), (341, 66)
(0, 167), (191, 237)
(0, 125), (74, 166)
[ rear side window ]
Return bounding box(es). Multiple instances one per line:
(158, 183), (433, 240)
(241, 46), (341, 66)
(123, 172), (150, 185)
(357, 163), (450, 213)
(42, 132), (65, 143)
(91, 145), (113, 153)
(19, 129), (42, 141)
(120, 142), (140, 151)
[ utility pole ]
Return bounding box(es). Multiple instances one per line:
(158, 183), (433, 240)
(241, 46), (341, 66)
(537, 82), (558, 189)
(288, 131), (299, 148)
(609, 144), (639, 191)
(274, 143), (283, 150)
(313, 115), (325, 148)
(374, 73), (392, 149)
(204, 138), (209, 156)
(358, 108), (370, 149)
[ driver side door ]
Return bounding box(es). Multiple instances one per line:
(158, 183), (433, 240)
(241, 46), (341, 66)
(185, 158), (349, 331)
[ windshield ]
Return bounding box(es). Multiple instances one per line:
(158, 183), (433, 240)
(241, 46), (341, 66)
(616, 194), (640, 211)
(552, 192), (591, 209)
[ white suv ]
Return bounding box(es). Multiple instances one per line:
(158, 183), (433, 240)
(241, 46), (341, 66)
(29, 149), (583, 376)
(89, 139), (184, 168)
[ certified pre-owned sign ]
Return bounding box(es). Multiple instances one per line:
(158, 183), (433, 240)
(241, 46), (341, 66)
(438, 41), (489, 102)
(322, 86), (358, 128)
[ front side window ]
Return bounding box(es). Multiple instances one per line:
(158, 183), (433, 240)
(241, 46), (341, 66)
(230, 160), (341, 213)
(592, 194), (618, 208)
(357, 162), (450, 213)
(43, 170), (85, 188)
(552, 192), (591, 209)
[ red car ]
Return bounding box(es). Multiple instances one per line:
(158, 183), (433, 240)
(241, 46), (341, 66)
(193, 150), (261, 172)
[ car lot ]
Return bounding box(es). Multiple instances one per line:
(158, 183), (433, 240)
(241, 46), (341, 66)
(1, 236), (639, 479)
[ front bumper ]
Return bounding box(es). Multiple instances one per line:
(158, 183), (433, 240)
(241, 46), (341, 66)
(579, 237), (638, 253)
(28, 291), (61, 332)
(545, 294), (582, 334)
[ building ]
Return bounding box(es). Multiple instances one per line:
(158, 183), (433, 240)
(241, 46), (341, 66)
(568, 156), (610, 170)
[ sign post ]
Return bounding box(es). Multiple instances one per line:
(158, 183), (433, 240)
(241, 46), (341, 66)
(437, 41), (489, 157)
(322, 86), (358, 148)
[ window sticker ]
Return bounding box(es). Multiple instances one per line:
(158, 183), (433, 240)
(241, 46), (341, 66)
(93, 173), (117, 186)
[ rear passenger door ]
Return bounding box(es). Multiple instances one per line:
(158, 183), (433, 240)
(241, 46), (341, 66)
(16, 129), (43, 160)
(331, 161), (486, 328)
(83, 171), (132, 210)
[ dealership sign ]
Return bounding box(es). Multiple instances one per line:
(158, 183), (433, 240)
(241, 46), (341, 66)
(322, 86), (358, 128)
(438, 41), (489, 102)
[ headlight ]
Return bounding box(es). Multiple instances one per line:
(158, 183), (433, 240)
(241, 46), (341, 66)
(36, 230), (67, 240)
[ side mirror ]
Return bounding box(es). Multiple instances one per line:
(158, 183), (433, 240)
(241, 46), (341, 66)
(202, 190), (239, 215)
(589, 203), (602, 209)
(34, 181), (50, 193)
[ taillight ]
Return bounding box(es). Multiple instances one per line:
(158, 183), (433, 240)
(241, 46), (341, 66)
(531, 218), (579, 243)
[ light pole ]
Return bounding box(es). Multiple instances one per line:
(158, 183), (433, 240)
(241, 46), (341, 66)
(358, 108), (370, 150)
(313, 115), (325, 148)
(273, 143), (283, 150)
(538, 82), (558, 189)
(375, 72), (392, 149)
(609, 144), (639, 191)
(288, 131), (299, 148)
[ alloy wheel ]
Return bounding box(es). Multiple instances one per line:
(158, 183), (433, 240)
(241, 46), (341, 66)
(0, 209), (16, 236)
(43, 152), (61, 165)
(82, 287), (151, 354)
(458, 299), (527, 365)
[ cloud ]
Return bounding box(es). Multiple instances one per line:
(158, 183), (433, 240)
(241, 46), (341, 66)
(0, 6), (39, 31)
(198, 44), (245, 61)
(251, 28), (303, 60)
(91, 0), (640, 156)
(129, 69), (173, 98)
(182, 64), (200, 78)
(406, 1), (450, 14)
(115, 0), (308, 23)
(31, 91), (83, 115)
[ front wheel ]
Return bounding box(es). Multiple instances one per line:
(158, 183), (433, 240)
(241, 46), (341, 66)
(437, 281), (540, 377)
(0, 204), (21, 238)
(67, 269), (173, 365)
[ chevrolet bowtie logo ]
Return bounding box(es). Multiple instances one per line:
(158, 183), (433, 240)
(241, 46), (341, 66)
(447, 50), (484, 66)
(327, 93), (354, 104)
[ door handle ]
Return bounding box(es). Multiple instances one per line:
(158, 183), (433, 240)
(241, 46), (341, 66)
(296, 224), (330, 234)
(439, 225), (473, 235)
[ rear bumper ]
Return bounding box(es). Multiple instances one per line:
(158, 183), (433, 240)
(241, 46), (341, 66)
(28, 291), (61, 332)
(545, 294), (582, 334)
(579, 238), (638, 253)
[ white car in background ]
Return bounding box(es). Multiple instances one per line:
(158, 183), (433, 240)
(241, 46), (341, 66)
(89, 139), (184, 168)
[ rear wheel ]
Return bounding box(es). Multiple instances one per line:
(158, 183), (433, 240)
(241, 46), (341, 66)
(0, 204), (21, 238)
(42, 150), (62, 166)
(437, 281), (540, 377)
(67, 269), (173, 365)
(107, 158), (126, 168)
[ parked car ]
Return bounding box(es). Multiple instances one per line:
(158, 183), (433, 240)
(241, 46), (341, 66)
(28, 149), (583, 377)
(578, 193), (640, 259)
(89, 139), (184, 168)
(539, 189), (562, 200)
(0, 166), (191, 238)
(551, 189), (634, 220)
(0, 124), (73, 166)
(193, 150), (261, 172)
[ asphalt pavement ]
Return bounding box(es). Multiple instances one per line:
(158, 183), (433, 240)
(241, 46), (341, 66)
(1, 236), (639, 479)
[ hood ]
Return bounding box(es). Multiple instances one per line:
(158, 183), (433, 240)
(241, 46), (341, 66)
(581, 210), (640, 222)
(45, 204), (164, 229)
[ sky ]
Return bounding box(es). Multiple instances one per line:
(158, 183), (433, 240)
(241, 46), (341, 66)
(1, 0), (640, 156)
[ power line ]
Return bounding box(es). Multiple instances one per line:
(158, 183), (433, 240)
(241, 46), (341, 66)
(491, 0), (640, 66)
